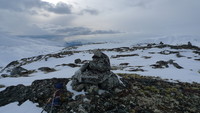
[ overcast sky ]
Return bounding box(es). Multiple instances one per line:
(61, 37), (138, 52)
(0, 0), (200, 40)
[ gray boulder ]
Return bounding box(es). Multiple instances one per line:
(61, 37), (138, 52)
(10, 66), (28, 77)
(71, 50), (120, 91)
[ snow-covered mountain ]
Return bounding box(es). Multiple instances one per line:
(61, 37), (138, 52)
(0, 34), (65, 67)
(0, 35), (200, 113)
(0, 34), (199, 84)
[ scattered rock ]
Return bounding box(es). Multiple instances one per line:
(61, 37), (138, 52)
(38, 67), (56, 73)
(111, 66), (125, 70)
(159, 50), (179, 55)
(56, 63), (81, 68)
(114, 88), (123, 93)
(147, 43), (156, 47)
(75, 59), (82, 64)
(5, 61), (20, 68)
(10, 66), (27, 75)
(195, 59), (200, 61)
(128, 68), (146, 72)
(172, 62), (183, 69)
(1, 74), (9, 77)
(193, 50), (200, 55)
(66, 63), (80, 68)
(151, 60), (169, 68)
(0, 84), (5, 88)
(176, 53), (185, 58)
(188, 41), (192, 46)
(119, 63), (129, 66)
(151, 60), (183, 69)
(87, 85), (99, 94)
(111, 54), (139, 58)
(142, 56), (152, 59)
(149, 52), (156, 54)
(10, 66), (31, 77)
(160, 41), (164, 45)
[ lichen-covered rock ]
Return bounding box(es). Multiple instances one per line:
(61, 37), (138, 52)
(71, 50), (121, 91)
(0, 78), (71, 107)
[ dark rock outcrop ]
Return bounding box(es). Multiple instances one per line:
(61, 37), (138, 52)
(0, 84), (30, 106)
(3, 66), (36, 77)
(10, 66), (28, 76)
(151, 60), (183, 69)
(0, 78), (70, 107)
(71, 50), (121, 91)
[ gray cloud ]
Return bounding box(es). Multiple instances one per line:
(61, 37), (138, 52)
(0, 0), (72, 15)
(54, 27), (119, 36)
(80, 8), (99, 15)
(1, 0), (200, 38)
(43, 2), (72, 14)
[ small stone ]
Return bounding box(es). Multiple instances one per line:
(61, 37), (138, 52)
(38, 67), (56, 73)
(132, 86), (139, 90)
(75, 59), (81, 64)
(154, 109), (161, 113)
(74, 84), (85, 92)
(78, 104), (88, 113)
(83, 98), (91, 103)
(1, 74), (9, 77)
(104, 102), (112, 107)
(114, 88), (122, 93)
(87, 85), (99, 94)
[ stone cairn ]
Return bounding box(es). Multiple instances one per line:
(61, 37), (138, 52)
(71, 50), (121, 93)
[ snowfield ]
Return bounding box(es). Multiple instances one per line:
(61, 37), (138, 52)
(0, 34), (64, 67)
(0, 101), (44, 113)
(0, 34), (200, 113)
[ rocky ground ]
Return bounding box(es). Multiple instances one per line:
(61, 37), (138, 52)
(0, 73), (200, 113)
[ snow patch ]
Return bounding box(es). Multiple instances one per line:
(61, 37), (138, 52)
(66, 80), (86, 100)
(0, 101), (45, 113)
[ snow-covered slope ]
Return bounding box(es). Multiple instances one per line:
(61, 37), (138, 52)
(0, 35), (200, 113)
(0, 34), (64, 67)
(0, 101), (43, 113)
